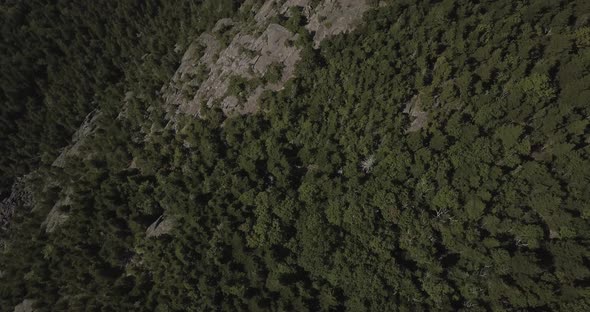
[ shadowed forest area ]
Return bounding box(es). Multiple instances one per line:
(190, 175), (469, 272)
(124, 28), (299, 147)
(1, 0), (590, 311)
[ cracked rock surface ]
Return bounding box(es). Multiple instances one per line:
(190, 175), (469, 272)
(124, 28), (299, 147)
(163, 0), (371, 118)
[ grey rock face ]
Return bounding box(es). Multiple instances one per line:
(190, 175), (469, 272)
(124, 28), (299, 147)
(42, 196), (71, 233)
(0, 175), (34, 234)
(163, 0), (372, 118)
(52, 110), (101, 168)
(13, 299), (35, 312)
(146, 215), (176, 238)
(403, 95), (429, 133)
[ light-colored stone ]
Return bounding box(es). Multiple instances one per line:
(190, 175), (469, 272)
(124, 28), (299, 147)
(163, 0), (373, 118)
(52, 110), (101, 168)
(43, 198), (70, 233)
(164, 21), (301, 116)
(213, 18), (235, 33)
(1, 174), (35, 233)
(403, 95), (428, 133)
(41, 187), (74, 233)
(306, 0), (370, 48)
(146, 215), (176, 237)
(14, 299), (36, 312)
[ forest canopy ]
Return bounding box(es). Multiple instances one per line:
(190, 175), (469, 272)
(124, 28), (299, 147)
(1, 0), (590, 311)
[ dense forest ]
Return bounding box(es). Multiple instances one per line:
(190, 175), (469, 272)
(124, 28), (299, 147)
(1, 0), (590, 311)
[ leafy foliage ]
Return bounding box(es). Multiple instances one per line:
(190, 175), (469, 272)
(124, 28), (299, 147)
(1, 0), (590, 311)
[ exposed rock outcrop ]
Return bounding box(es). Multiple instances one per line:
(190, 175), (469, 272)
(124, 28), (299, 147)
(52, 109), (101, 168)
(165, 22), (301, 117)
(305, 0), (370, 48)
(13, 299), (35, 312)
(42, 111), (101, 233)
(163, 0), (372, 118)
(42, 194), (71, 233)
(403, 95), (429, 133)
(0, 175), (35, 235)
(146, 215), (176, 237)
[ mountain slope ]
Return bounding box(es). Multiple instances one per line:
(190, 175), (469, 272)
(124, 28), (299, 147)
(1, 0), (590, 311)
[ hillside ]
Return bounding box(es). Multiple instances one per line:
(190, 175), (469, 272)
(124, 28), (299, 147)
(1, 0), (590, 311)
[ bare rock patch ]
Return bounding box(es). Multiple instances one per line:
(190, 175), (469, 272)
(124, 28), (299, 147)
(403, 95), (429, 133)
(163, 0), (373, 118)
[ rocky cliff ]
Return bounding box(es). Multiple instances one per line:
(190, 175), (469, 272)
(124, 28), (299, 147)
(163, 0), (372, 118)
